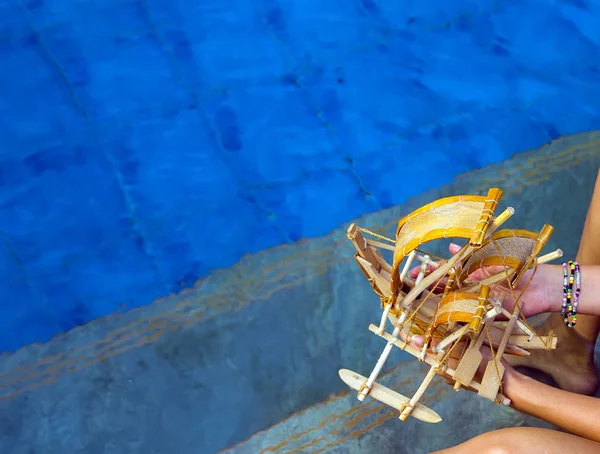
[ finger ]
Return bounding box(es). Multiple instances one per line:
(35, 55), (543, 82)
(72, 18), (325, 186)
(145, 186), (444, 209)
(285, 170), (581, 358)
(399, 330), (446, 355)
(408, 263), (438, 279)
(411, 335), (424, 348)
(408, 267), (449, 294)
(449, 243), (461, 255)
(399, 330), (425, 348)
(408, 265), (420, 278)
(468, 265), (508, 283)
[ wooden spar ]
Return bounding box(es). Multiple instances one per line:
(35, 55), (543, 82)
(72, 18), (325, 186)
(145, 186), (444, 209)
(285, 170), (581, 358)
(431, 324), (470, 354)
(470, 188), (502, 247)
(347, 223), (381, 272)
(485, 207), (515, 236)
(400, 251), (418, 284)
(377, 250), (417, 334)
(485, 324), (557, 350)
(399, 353), (443, 421)
(498, 307), (535, 340)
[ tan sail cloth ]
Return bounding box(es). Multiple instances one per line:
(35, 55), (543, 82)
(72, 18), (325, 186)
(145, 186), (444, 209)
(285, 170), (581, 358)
(454, 226), (553, 289)
(432, 286), (490, 332)
(389, 188), (502, 305)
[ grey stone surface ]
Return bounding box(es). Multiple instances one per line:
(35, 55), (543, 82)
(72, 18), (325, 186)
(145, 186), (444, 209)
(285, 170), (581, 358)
(0, 132), (598, 453)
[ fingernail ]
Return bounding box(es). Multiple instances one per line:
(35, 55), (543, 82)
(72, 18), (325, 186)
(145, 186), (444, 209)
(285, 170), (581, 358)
(413, 336), (424, 347)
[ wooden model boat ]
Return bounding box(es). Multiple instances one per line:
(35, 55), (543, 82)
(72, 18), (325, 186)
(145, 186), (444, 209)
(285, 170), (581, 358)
(338, 188), (562, 423)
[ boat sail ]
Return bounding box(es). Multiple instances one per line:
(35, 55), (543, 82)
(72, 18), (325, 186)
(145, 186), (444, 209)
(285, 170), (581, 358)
(339, 188), (561, 423)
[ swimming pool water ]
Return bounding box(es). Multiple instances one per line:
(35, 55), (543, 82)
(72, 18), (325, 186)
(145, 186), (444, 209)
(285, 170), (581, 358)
(1, 0), (599, 352)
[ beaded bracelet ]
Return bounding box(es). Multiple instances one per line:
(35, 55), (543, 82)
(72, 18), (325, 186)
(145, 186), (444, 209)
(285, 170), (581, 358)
(561, 262), (569, 317)
(572, 262), (581, 326)
(562, 261), (581, 327)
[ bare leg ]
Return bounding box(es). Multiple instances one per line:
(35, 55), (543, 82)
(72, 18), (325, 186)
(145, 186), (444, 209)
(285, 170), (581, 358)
(432, 427), (600, 454)
(571, 170), (600, 342)
(507, 170), (600, 395)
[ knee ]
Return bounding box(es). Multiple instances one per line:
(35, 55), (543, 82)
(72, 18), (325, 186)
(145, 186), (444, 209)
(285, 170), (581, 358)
(453, 429), (521, 454)
(480, 445), (514, 454)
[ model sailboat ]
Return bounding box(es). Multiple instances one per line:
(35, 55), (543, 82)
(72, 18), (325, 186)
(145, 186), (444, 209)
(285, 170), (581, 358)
(339, 188), (561, 423)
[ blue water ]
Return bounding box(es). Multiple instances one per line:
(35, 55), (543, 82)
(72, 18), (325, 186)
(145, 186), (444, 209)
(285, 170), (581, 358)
(1, 0), (599, 353)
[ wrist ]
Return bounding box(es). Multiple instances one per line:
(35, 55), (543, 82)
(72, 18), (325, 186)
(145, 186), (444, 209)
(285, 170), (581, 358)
(502, 367), (528, 403)
(541, 264), (565, 313)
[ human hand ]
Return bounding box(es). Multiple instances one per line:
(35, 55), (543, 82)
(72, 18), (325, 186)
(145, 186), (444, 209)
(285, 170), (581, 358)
(408, 243), (557, 319)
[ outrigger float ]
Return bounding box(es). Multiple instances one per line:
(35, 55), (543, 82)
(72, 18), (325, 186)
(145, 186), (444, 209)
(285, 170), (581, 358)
(339, 188), (562, 423)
